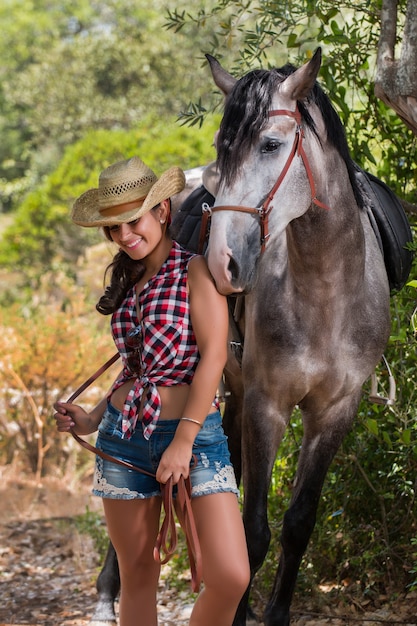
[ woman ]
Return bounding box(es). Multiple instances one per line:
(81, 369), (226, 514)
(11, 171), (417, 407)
(53, 156), (249, 626)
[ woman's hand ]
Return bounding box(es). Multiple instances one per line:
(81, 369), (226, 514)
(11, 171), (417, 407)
(156, 438), (194, 485)
(53, 401), (99, 436)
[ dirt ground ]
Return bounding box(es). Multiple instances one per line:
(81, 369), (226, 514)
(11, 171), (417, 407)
(0, 468), (416, 626)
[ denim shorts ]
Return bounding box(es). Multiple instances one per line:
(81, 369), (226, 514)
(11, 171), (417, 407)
(92, 402), (239, 500)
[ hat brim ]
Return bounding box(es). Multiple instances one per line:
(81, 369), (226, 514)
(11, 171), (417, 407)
(71, 166), (186, 227)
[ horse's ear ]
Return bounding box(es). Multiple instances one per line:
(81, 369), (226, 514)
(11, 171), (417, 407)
(206, 54), (237, 95)
(280, 47), (322, 102)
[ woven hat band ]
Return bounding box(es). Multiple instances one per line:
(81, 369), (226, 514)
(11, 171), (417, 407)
(99, 198), (145, 217)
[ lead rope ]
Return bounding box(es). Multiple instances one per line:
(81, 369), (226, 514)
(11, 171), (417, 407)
(65, 354), (202, 592)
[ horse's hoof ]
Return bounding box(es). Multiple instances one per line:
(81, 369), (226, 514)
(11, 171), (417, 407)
(89, 601), (117, 626)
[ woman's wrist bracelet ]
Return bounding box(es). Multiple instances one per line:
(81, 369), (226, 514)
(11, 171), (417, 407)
(180, 417), (203, 428)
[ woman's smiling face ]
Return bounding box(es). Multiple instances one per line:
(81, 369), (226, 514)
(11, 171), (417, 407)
(107, 202), (169, 260)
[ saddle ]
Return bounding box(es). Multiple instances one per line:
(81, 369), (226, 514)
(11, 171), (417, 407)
(172, 169), (413, 293)
(171, 184), (214, 254)
(353, 165), (413, 293)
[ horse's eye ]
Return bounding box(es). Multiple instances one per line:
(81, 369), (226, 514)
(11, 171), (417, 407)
(262, 139), (281, 153)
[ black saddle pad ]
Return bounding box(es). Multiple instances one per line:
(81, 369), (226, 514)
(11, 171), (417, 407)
(354, 166), (413, 293)
(171, 185), (215, 253)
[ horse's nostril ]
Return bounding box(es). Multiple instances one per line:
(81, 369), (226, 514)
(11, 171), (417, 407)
(227, 256), (239, 281)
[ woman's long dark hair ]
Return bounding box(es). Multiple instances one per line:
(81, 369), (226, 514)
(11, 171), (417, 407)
(96, 245), (145, 315)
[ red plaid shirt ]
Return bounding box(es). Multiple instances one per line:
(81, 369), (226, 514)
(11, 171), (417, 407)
(109, 242), (200, 439)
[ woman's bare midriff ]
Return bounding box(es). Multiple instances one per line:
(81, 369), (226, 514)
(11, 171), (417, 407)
(110, 379), (190, 420)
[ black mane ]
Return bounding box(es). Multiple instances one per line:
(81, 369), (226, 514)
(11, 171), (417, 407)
(217, 63), (362, 206)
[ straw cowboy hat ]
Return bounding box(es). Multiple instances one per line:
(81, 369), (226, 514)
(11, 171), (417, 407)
(71, 156), (186, 227)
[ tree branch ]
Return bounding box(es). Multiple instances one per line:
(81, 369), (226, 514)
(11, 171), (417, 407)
(377, 0), (398, 66)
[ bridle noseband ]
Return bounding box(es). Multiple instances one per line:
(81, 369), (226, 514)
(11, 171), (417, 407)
(198, 104), (331, 255)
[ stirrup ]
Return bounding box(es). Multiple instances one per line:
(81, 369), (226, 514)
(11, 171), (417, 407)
(368, 355), (396, 406)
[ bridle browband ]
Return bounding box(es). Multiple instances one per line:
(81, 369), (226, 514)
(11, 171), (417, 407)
(198, 104), (331, 255)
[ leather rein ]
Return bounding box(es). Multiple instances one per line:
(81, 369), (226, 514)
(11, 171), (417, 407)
(198, 104), (331, 255)
(65, 353), (202, 592)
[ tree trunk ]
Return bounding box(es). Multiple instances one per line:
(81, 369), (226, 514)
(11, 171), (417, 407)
(375, 0), (417, 135)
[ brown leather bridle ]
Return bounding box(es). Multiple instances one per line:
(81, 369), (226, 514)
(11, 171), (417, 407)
(198, 105), (331, 254)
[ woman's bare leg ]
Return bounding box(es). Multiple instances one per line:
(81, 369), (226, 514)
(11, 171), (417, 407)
(103, 497), (162, 626)
(189, 493), (250, 626)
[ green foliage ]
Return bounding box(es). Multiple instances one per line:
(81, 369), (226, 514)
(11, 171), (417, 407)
(0, 0), (216, 210)
(0, 113), (220, 288)
(170, 0), (417, 202)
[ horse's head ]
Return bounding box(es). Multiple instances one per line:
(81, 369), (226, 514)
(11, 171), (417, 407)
(205, 48), (331, 295)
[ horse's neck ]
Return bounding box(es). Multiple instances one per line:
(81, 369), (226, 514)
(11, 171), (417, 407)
(270, 205), (366, 292)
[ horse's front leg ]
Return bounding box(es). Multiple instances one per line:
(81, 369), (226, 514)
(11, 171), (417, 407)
(90, 539), (120, 626)
(264, 393), (361, 626)
(233, 388), (289, 626)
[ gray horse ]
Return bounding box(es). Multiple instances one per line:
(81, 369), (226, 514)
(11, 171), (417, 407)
(204, 48), (391, 626)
